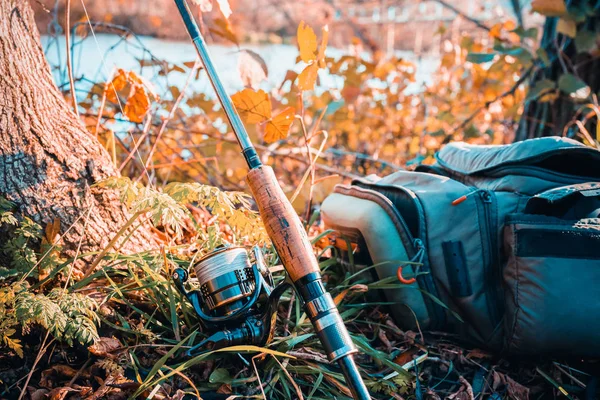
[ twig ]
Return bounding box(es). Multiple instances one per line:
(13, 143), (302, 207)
(68, 359), (92, 387)
(432, 0), (492, 33)
(17, 332), (55, 400)
(119, 114), (153, 172)
(251, 353), (268, 400)
(283, 292), (295, 335)
(272, 356), (304, 400)
(138, 59), (202, 183)
(286, 350), (328, 364)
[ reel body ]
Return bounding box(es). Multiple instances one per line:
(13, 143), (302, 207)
(173, 246), (289, 356)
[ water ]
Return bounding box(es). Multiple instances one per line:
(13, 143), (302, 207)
(41, 34), (439, 99)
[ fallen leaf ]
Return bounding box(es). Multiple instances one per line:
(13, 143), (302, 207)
(393, 347), (422, 366)
(264, 107), (295, 143)
(40, 365), (82, 388)
(297, 21), (317, 63)
(88, 336), (121, 358)
(493, 371), (529, 399)
(47, 387), (77, 400)
(29, 388), (49, 400)
(231, 88), (271, 123)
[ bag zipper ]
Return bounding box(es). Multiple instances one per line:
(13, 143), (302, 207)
(478, 189), (502, 326)
(488, 165), (595, 185)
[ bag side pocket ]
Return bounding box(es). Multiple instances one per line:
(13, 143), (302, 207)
(503, 214), (600, 356)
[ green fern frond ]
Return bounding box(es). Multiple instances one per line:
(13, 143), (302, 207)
(132, 188), (191, 237)
(15, 292), (67, 337)
(164, 182), (268, 243)
(0, 197), (17, 226)
(95, 176), (143, 207)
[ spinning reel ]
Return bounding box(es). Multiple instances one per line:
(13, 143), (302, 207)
(173, 246), (290, 356)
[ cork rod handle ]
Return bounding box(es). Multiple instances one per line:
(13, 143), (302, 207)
(246, 166), (320, 282)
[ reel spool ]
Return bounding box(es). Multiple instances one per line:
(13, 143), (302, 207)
(173, 245), (288, 356)
(194, 247), (256, 316)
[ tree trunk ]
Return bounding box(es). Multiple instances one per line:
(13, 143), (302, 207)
(0, 0), (156, 260)
(515, 1), (600, 141)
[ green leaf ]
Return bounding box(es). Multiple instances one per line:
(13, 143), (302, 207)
(575, 29), (597, 53)
(558, 73), (591, 99)
(466, 53), (495, 64)
(526, 79), (556, 101)
(536, 48), (550, 66)
(512, 26), (538, 39)
(209, 368), (231, 384)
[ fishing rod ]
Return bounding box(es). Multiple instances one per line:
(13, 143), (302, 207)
(171, 0), (370, 398)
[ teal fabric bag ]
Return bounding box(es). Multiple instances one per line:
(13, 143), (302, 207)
(321, 137), (600, 354)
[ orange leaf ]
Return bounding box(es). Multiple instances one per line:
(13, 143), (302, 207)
(297, 63), (319, 91)
(105, 69), (129, 103)
(297, 21), (317, 64)
(124, 84), (151, 123)
(210, 17), (238, 46)
(231, 88), (271, 124)
(264, 107), (295, 143)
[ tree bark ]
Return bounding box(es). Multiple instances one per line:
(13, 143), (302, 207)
(0, 0), (156, 260)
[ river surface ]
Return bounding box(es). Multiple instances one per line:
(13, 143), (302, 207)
(42, 34), (439, 99)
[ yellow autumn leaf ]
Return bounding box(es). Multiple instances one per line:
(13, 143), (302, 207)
(264, 107), (295, 143)
(297, 21), (317, 63)
(531, 0), (567, 16)
(298, 63), (319, 91)
(231, 88), (272, 124)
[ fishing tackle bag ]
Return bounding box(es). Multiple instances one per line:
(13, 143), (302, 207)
(321, 137), (600, 355)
